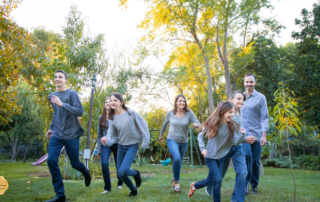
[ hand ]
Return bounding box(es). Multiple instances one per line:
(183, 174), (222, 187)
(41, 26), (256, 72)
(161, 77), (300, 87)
(240, 128), (246, 134)
(100, 137), (107, 145)
(98, 153), (101, 158)
(193, 123), (200, 128)
(51, 95), (63, 107)
(159, 136), (163, 143)
(260, 132), (267, 146)
(245, 136), (255, 144)
(201, 149), (207, 157)
(46, 130), (52, 139)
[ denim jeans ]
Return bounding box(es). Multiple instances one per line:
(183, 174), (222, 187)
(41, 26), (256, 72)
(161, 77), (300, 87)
(117, 143), (139, 191)
(167, 139), (188, 181)
(47, 136), (89, 197)
(100, 143), (123, 191)
(194, 158), (222, 202)
(219, 145), (247, 202)
(243, 142), (262, 187)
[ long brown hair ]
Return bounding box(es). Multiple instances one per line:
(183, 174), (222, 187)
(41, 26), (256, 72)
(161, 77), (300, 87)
(200, 101), (239, 140)
(99, 97), (110, 128)
(108, 92), (131, 120)
(173, 94), (190, 115)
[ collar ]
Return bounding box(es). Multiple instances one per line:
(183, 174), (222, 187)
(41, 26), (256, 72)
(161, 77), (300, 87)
(245, 89), (257, 98)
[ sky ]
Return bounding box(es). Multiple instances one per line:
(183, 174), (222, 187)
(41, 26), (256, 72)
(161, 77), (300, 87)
(11, 0), (317, 110)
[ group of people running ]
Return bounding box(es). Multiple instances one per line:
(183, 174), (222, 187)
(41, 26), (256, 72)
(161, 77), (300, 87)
(45, 69), (269, 202)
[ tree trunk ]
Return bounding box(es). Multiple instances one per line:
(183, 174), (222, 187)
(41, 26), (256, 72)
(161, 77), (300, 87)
(11, 135), (21, 162)
(223, 27), (232, 98)
(203, 54), (214, 113)
(23, 145), (28, 164)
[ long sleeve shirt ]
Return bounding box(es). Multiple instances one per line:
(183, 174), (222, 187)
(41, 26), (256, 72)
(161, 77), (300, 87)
(97, 115), (116, 154)
(105, 109), (150, 148)
(198, 124), (245, 159)
(49, 89), (85, 140)
(160, 110), (200, 143)
(241, 90), (269, 141)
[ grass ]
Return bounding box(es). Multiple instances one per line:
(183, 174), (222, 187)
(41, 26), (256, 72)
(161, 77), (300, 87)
(0, 161), (319, 202)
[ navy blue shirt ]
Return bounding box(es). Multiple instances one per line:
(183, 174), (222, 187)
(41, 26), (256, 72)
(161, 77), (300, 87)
(49, 89), (85, 139)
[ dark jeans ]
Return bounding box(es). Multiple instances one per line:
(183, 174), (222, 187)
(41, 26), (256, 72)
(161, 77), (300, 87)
(167, 139), (188, 181)
(100, 144), (123, 191)
(194, 158), (222, 202)
(47, 136), (89, 197)
(219, 145), (247, 202)
(243, 142), (262, 188)
(117, 143), (139, 191)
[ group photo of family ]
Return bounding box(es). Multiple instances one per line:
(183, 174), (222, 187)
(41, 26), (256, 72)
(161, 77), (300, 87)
(0, 0), (319, 202)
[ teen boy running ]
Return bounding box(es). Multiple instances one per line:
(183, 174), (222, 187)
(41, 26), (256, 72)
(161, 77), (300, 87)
(45, 70), (91, 202)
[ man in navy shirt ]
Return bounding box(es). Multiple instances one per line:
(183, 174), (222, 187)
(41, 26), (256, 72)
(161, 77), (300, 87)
(241, 73), (269, 195)
(45, 70), (91, 202)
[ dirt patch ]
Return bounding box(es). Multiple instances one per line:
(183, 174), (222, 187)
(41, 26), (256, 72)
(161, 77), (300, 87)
(141, 173), (157, 177)
(28, 172), (51, 178)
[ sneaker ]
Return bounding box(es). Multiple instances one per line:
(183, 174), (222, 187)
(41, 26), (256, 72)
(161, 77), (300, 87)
(251, 187), (258, 194)
(188, 182), (196, 198)
(118, 186), (123, 189)
(45, 195), (66, 202)
(205, 186), (213, 196)
(128, 189), (138, 197)
(100, 190), (109, 195)
(245, 184), (249, 195)
(84, 169), (91, 187)
(133, 170), (142, 188)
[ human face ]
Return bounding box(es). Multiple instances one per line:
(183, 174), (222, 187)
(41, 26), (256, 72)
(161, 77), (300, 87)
(222, 107), (235, 123)
(54, 72), (68, 88)
(230, 93), (245, 109)
(110, 95), (122, 110)
(104, 99), (111, 110)
(244, 76), (256, 93)
(176, 97), (186, 110)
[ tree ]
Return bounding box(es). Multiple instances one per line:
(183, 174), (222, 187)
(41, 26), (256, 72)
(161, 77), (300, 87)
(291, 3), (320, 130)
(273, 86), (301, 202)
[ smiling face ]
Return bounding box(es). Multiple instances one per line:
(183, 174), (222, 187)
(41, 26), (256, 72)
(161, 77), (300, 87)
(176, 96), (186, 110)
(230, 93), (245, 109)
(222, 107), (235, 123)
(110, 95), (122, 110)
(244, 76), (256, 93)
(54, 72), (68, 88)
(104, 98), (111, 110)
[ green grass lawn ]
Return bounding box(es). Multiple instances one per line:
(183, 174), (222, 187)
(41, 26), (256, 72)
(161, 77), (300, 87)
(0, 161), (319, 202)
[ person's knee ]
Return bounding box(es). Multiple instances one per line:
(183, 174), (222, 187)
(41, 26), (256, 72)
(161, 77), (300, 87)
(47, 156), (56, 166)
(213, 178), (222, 186)
(173, 157), (181, 164)
(118, 167), (129, 177)
(101, 160), (109, 168)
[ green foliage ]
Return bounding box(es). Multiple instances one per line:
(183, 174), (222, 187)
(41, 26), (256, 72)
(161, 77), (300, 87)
(263, 155), (320, 170)
(263, 156), (299, 169)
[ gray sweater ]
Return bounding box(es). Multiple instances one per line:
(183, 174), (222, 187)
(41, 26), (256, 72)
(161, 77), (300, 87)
(97, 115), (116, 154)
(160, 110), (200, 143)
(105, 109), (150, 148)
(198, 124), (245, 159)
(233, 111), (247, 145)
(49, 89), (85, 140)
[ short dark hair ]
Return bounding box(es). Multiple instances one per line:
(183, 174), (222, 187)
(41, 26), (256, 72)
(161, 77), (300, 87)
(55, 69), (68, 79)
(245, 73), (255, 81)
(230, 91), (246, 101)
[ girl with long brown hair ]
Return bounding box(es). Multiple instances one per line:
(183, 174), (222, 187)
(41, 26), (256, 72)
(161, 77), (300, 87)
(96, 97), (123, 194)
(188, 101), (253, 202)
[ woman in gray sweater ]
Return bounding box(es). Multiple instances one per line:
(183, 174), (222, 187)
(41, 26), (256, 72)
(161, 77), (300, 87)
(101, 93), (150, 197)
(159, 94), (200, 192)
(96, 97), (123, 194)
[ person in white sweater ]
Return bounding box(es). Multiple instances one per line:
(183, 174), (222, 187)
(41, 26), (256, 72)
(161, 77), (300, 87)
(101, 93), (150, 197)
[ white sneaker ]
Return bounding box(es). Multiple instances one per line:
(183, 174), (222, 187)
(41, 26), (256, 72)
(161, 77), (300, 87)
(100, 190), (109, 195)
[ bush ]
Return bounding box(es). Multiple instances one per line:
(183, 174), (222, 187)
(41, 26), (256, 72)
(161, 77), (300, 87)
(263, 155), (320, 170)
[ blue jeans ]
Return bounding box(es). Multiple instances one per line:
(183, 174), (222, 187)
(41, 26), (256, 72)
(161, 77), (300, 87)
(243, 142), (262, 187)
(219, 145), (247, 202)
(117, 143), (139, 191)
(194, 158), (222, 202)
(167, 139), (188, 181)
(101, 143), (123, 191)
(47, 136), (89, 197)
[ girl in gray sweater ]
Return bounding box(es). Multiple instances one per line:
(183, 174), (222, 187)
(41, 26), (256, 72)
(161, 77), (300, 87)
(188, 101), (248, 202)
(101, 93), (150, 197)
(159, 94), (200, 192)
(96, 97), (123, 194)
